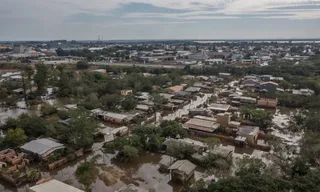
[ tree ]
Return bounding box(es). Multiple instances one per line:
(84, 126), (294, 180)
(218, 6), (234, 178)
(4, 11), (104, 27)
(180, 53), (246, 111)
(241, 108), (272, 129)
(115, 145), (139, 163)
(206, 157), (291, 192)
(101, 94), (121, 110)
(56, 66), (72, 97)
(171, 144), (196, 160)
(41, 104), (57, 117)
(121, 95), (137, 111)
(34, 63), (48, 94)
(160, 120), (186, 138)
(2, 128), (28, 148)
(76, 61), (89, 70)
(17, 114), (48, 137)
(75, 156), (99, 191)
(57, 110), (70, 120)
(67, 109), (98, 148)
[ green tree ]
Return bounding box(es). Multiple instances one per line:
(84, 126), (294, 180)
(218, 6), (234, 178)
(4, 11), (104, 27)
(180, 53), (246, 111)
(67, 109), (98, 148)
(2, 128), (28, 148)
(17, 114), (47, 137)
(75, 155), (100, 191)
(34, 63), (48, 94)
(241, 108), (272, 129)
(160, 120), (186, 138)
(101, 94), (121, 110)
(41, 104), (58, 117)
(76, 61), (89, 70)
(121, 95), (137, 111)
(115, 145), (139, 163)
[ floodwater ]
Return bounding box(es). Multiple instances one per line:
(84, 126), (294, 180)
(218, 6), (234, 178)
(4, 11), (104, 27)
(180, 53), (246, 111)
(1, 152), (183, 192)
(0, 101), (40, 124)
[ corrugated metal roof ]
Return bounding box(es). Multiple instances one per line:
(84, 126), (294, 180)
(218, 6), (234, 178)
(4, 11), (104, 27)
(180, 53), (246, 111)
(20, 138), (64, 156)
(29, 179), (84, 192)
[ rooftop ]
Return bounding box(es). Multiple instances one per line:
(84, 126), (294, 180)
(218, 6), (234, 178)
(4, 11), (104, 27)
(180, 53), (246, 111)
(29, 179), (84, 192)
(102, 112), (129, 120)
(184, 118), (220, 133)
(184, 87), (201, 93)
(20, 138), (65, 156)
(209, 103), (230, 111)
(260, 81), (279, 86)
(168, 160), (196, 175)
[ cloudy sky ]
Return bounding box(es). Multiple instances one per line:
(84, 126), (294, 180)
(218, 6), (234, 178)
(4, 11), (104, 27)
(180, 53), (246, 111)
(1, 0), (320, 40)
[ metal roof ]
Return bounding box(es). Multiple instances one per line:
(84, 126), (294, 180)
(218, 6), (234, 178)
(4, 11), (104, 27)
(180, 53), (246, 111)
(29, 179), (84, 192)
(20, 138), (65, 156)
(185, 87), (201, 92)
(103, 112), (128, 120)
(209, 103), (230, 111)
(168, 160), (196, 175)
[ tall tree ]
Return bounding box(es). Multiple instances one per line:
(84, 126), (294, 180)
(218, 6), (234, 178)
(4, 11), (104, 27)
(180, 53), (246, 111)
(34, 63), (48, 95)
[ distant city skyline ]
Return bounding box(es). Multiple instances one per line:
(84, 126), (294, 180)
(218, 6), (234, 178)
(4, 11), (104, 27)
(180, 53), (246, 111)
(1, 0), (320, 40)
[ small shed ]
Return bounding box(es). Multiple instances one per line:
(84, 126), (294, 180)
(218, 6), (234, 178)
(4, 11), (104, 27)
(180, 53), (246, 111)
(168, 160), (196, 182)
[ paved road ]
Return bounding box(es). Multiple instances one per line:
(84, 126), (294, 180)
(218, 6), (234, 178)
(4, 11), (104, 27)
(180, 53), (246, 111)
(89, 62), (186, 69)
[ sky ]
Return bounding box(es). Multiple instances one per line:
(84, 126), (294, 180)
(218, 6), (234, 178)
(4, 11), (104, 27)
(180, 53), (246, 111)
(1, 0), (320, 40)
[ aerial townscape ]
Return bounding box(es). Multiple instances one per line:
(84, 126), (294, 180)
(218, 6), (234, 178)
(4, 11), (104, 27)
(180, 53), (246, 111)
(1, 1), (320, 192)
(0, 39), (319, 192)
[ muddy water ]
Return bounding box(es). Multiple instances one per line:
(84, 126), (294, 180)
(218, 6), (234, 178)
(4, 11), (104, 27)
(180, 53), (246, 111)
(1, 152), (183, 192)
(0, 101), (40, 124)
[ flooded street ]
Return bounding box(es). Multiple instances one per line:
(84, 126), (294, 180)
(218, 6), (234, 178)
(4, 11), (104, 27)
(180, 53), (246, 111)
(163, 94), (212, 121)
(1, 152), (183, 192)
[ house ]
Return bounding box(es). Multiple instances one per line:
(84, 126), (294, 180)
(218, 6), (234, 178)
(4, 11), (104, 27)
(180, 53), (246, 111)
(29, 179), (84, 192)
(170, 99), (186, 106)
(257, 98), (278, 108)
(209, 103), (231, 113)
(210, 145), (234, 160)
(92, 69), (106, 73)
(292, 88), (315, 96)
(235, 126), (259, 145)
(184, 118), (220, 134)
(216, 113), (240, 128)
(168, 160), (196, 182)
(184, 87), (201, 94)
(64, 104), (77, 110)
(259, 81), (278, 94)
(135, 104), (154, 113)
(216, 113), (231, 126)
(189, 108), (212, 117)
(120, 89), (133, 96)
(101, 112), (130, 124)
(233, 96), (257, 104)
(168, 85), (184, 93)
(218, 73), (231, 79)
(158, 155), (176, 172)
(20, 138), (65, 160)
(135, 92), (150, 100)
(160, 93), (174, 100)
